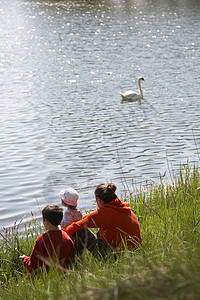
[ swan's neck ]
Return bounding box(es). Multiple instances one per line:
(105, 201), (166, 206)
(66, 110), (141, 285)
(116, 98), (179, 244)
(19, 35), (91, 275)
(138, 80), (143, 96)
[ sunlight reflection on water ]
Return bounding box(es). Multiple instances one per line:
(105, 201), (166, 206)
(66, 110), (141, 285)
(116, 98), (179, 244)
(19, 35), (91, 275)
(0, 0), (200, 227)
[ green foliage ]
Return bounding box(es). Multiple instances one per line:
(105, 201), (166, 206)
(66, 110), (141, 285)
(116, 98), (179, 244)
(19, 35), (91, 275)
(0, 164), (200, 299)
(0, 216), (44, 282)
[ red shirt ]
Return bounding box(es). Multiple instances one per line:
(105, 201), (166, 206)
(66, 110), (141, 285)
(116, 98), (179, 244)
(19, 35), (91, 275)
(63, 198), (142, 249)
(22, 230), (74, 273)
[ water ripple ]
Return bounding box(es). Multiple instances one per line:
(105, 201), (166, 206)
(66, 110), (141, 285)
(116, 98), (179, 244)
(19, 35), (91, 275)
(0, 0), (200, 227)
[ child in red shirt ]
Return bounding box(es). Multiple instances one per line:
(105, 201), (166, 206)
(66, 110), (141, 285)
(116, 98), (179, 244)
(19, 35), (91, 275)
(19, 205), (74, 275)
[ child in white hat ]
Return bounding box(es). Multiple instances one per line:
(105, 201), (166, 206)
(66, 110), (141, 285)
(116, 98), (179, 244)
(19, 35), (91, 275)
(59, 187), (83, 229)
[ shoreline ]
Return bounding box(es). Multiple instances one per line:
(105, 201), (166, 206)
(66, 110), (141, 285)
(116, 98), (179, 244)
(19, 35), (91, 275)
(0, 163), (200, 299)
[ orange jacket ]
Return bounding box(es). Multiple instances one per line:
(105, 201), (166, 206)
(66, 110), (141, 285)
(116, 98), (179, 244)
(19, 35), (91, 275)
(63, 198), (142, 249)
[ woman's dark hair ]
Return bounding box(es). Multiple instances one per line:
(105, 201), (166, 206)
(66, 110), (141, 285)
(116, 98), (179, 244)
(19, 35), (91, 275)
(42, 205), (63, 226)
(95, 183), (117, 203)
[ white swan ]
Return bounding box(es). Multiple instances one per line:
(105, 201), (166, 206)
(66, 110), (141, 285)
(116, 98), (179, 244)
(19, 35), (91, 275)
(120, 77), (145, 101)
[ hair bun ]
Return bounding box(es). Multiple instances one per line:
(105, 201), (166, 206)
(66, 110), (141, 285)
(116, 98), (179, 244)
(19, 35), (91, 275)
(107, 183), (117, 193)
(95, 183), (117, 203)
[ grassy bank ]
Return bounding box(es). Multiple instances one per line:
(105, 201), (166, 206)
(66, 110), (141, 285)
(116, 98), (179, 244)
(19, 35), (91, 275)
(0, 165), (200, 299)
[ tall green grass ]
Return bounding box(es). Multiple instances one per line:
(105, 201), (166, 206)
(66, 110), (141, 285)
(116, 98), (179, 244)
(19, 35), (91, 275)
(0, 165), (200, 299)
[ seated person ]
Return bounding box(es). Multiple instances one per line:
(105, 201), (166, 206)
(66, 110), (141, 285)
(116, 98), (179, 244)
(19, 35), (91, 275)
(59, 187), (82, 228)
(62, 183), (142, 254)
(19, 205), (74, 275)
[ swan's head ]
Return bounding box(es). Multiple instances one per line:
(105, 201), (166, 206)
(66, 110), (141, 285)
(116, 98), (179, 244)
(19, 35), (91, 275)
(139, 77), (145, 81)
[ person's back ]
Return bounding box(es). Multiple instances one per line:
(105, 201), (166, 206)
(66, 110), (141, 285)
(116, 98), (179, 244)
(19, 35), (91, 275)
(59, 187), (82, 228)
(61, 207), (82, 228)
(22, 230), (74, 273)
(95, 198), (141, 248)
(20, 205), (74, 275)
(63, 183), (142, 254)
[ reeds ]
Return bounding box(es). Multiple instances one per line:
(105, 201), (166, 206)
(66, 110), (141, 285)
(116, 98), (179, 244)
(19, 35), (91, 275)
(0, 164), (200, 299)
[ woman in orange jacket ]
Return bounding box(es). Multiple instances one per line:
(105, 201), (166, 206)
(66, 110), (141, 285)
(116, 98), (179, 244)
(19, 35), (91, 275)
(62, 183), (142, 253)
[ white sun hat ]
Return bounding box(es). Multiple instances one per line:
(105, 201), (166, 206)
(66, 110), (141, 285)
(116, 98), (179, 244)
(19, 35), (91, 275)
(59, 187), (79, 206)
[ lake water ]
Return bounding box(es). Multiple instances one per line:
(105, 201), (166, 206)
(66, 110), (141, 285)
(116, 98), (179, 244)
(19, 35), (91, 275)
(0, 0), (200, 228)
